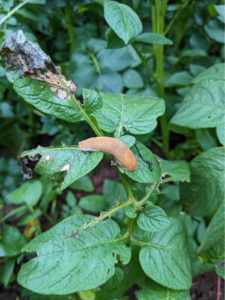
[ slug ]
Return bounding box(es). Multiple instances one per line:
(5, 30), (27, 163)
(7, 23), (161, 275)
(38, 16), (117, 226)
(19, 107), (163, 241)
(79, 137), (138, 171)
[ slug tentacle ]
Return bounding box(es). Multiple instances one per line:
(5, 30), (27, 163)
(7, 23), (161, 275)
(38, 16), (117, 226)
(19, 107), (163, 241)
(79, 137), (138, 171)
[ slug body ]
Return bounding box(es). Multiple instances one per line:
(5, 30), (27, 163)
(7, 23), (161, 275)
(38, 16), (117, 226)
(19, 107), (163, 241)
(79, 137), (138, 171)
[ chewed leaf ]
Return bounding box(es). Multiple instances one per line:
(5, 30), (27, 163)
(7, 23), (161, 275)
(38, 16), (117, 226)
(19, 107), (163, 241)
(18, 145), (103, 190)
(17, 215), (131, 295)
(157, 157), (190, 183)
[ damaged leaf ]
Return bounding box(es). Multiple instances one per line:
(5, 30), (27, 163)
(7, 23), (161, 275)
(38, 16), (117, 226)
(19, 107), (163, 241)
(180, 147), (225, 216)
(0, 31), (92, 123)
(157, 157), (190, 183)
(17, 214), (131, 295)
(18, 145), (103, 190)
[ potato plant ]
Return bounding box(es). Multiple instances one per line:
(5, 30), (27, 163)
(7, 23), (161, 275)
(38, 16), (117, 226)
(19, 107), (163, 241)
(0, 0), (224, 299)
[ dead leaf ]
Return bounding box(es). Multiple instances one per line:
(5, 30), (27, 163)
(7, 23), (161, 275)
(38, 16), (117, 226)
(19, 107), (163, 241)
(0, 30), (77, 93)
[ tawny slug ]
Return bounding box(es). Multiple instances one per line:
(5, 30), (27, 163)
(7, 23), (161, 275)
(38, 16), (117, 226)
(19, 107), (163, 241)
(79, 137), (138, 171)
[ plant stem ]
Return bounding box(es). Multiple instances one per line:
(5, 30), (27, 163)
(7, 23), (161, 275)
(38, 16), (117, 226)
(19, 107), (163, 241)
(131, 42), (157, 82)
(153, 0), (169, 158)
(64, 199), (131, 238)
(89, 53), (101, 75)
(135, 182), (158, 208)
(164, 0), (191, 36)
(0, 0), (31, 25)
(65, 9), (75, 52)
(125, 218), (136, 245)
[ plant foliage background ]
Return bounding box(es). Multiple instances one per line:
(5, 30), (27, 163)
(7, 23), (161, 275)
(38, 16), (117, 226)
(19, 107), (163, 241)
(0, 0), (224, 299)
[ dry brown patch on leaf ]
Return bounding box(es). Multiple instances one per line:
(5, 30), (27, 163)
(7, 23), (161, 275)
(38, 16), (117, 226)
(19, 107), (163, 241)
(57, 89), (67, 100)
(60, 163), (70, 173)
(50, 86), (57, 93)
(0, 30), (77, 93)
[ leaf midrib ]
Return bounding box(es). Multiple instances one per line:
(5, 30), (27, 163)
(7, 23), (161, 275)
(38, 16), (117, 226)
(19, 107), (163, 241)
(26, 234), (127, 259)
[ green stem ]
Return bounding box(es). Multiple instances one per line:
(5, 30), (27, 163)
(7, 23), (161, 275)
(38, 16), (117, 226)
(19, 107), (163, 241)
(65, 9), (75, 52)
(151, 137), (163, 148)
(56, 75), (103, 137)
(153, 1), (169, 158)
(131, 43), (157, 82)
(118, 167), (136, 200)
(41, 210), (55, 225)
(64, 199), (131, 238)
(164, 0), (191, 36)
(125, 218), (136, 245)
(0, 0), (31, 25)
(89, 53), (101, 75)
(135, 182), (158, 208)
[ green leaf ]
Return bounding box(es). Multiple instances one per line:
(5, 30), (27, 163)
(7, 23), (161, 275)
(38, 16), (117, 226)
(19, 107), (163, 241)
(2, 257), (16, 288)
(158, 157), (190, 183)
(83, 87), (103, 115)
(170, 79), (225, 128)
(135, 33), (173, 45)
(213, 5), (225, 23)
(17, 215), (131, 295)
(125, 204), (137, 218)
(195, 129), (218, 151)
(189, 64), (206, 77)
(137, 205), (170, 232)
(204, 19), (225, 44)
(105, 28), (126, 49)
(66, 191), (77, 207)
(6, 183), (31, 204)
(0, 121), (26, 156)
(82, 90), (165, 136)
(103, 179), (127, 205)
(196, 219), (206, 243)
(17, 208), (42, 226)
(8, 72), (83, 123)
(181, 49), (207, 57)
(0, 225), (27, 257)
(104, 0), (142, 44)
(216, 123), (225, 146)
(139, 218), (192, 290)
(197, 201), (225, 260)
(135, 280), (191, 300)
(125, 141), (161, 184)
(165, 72), (193, 87)
(19, 145), (103, 190)
(73, 62), (123, 95)
(0, 101), (14, 118)
(191, 64), (225, 84)
(123, 69), (144, 89)
(102, 267), (124, 289)
(180, 147), (225, 216)
(24, 180), (43, 206)
(120, 135), (136, 148)
(78, 195), (108, 212)
(69, 175), (94, 192)
(216, 267), (225, 279)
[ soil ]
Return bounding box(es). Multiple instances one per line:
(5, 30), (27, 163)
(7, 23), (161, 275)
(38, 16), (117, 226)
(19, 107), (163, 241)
(1, 147), (224, 300)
